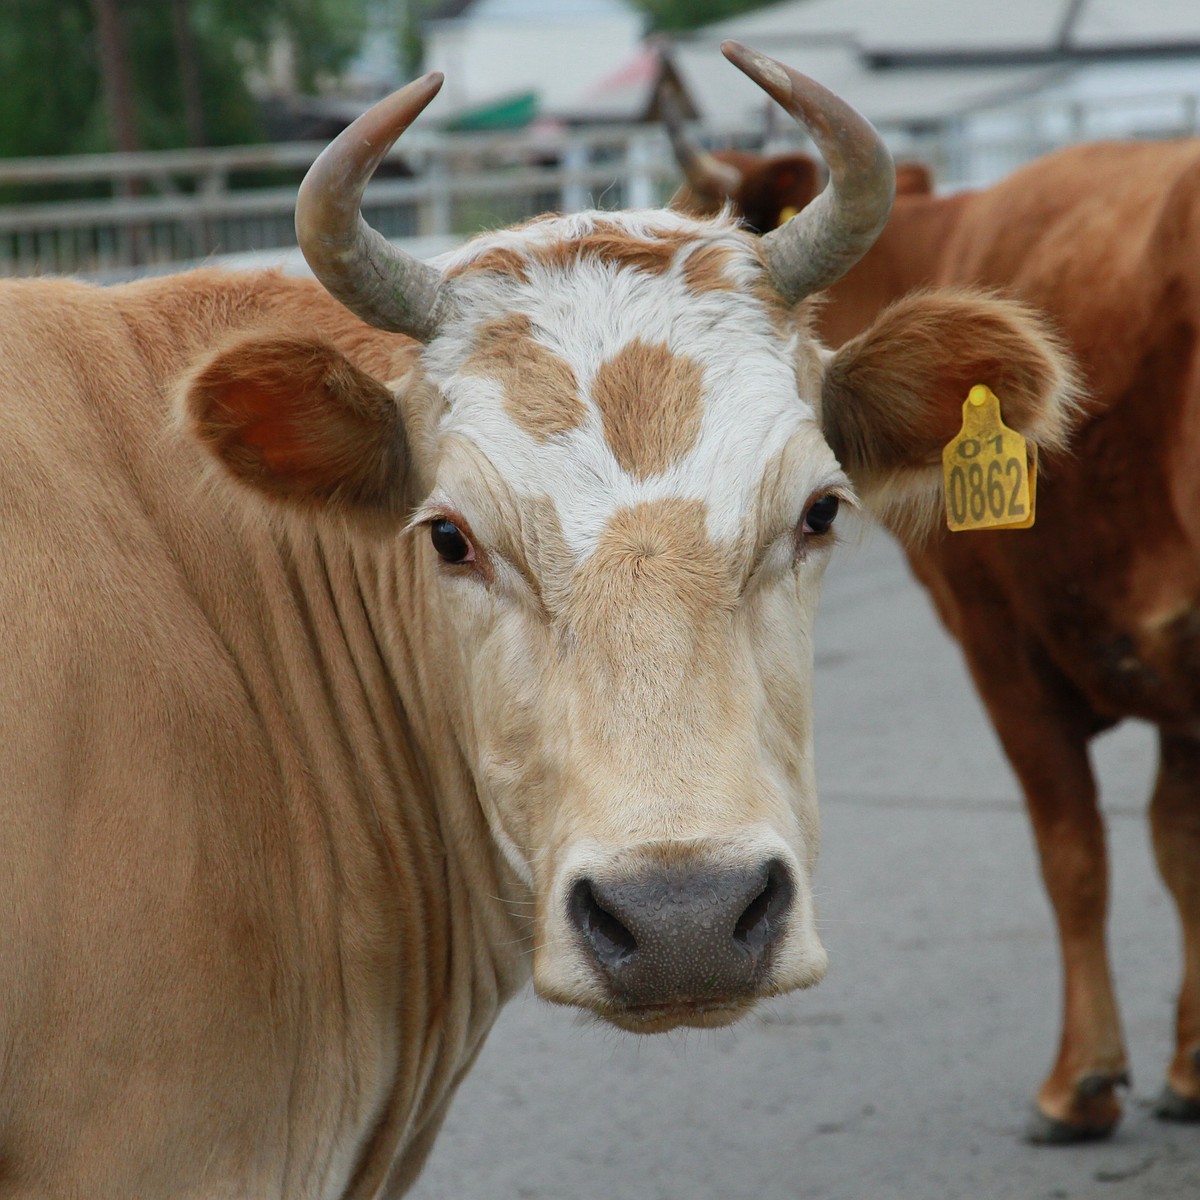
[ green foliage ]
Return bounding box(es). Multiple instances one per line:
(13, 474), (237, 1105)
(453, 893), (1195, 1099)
(123, 1), (262, 151)
(0, 0), (103, 158)
(210, 0), (371, 94)
(0, 0), (371, 158)
(630, 0), (775, 32)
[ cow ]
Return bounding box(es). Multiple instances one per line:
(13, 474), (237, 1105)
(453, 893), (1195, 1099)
(659, 83), (933, 235)
(0, 42), (1079, 1197)
(669, 112), (1200, 1142)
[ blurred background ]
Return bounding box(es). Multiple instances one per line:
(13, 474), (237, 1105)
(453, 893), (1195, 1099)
(2, 0), (1198, 280)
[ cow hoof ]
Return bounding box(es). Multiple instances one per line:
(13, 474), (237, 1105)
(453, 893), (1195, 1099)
(1025, 1106), (1117, 1145)
(1154, 1084), (1200, 1122)
(1026, 1072), (1128, 1144)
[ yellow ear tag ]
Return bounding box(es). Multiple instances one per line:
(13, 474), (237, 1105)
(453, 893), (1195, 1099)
(777, 206), (799, 225)
(942, 385), (1037, 531)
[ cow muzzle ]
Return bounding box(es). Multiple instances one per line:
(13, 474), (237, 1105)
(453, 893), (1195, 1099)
(562, 855), (798, 1030)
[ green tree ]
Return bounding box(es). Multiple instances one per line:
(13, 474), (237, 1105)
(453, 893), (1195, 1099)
(0, 1), (101, 158)
(0, 0), (371, 158)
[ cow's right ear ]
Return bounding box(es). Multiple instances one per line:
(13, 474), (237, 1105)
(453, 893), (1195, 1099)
(183, 334), (408, 515)
(817, 289), (1081, 529)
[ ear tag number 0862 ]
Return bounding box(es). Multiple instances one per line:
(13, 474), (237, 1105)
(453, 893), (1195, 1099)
(942, 385), (1037, 532)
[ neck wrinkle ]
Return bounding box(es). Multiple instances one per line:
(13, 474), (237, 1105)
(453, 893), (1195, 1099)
(175, 503), (524, 1193)
(330, 526), (532, 1194)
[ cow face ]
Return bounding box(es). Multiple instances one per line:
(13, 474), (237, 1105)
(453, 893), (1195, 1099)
(184, 52), (1078, 1033)
(413, 213), (841, 1029)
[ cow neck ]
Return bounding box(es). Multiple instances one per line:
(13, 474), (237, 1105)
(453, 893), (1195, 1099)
(820, 190), (974, 348)
(225, 515), (532, 1185)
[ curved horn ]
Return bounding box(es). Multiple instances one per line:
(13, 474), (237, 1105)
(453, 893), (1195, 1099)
(659, 81), (742, 199)
(721, 42), (895, 304)
(296, 73), (451, 341)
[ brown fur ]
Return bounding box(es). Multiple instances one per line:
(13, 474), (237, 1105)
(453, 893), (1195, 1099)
(567, 498), (737, 661)
(445, 245), (532, 283)
(532, 221), (696, 277)
(682, 242), (739, 294)
(591, 339), (705, 478)
(463, 311), (586, 440)
(0, 269), (523, 1197)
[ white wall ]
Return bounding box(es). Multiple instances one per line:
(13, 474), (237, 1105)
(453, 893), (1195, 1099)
(425, 8), (645, 114)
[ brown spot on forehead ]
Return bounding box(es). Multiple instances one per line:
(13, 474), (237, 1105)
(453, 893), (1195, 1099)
(532, 220), (698, 277)
(682, 243), (739, 294)
(592, 339), (704, 479)
(463, 312), (585, 441)
(445, 245), (531, 284)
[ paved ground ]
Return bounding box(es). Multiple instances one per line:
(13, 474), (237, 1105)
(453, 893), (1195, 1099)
(409, 526), (1199, 1200)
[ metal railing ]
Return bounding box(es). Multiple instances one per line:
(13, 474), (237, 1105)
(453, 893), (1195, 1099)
(886, 87), (1200, 191)
(1, 85), (1197, 279)
(0, 127), (680, 279)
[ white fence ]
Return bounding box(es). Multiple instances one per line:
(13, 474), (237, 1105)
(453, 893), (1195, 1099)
(887, 88), (1200, 191)
(0, 127), (679, 280)
(1, 86), (1198, 280)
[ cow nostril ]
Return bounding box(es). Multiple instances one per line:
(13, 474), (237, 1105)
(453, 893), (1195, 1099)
(569, 878), (638, 969)
(733, 859), (794, 956)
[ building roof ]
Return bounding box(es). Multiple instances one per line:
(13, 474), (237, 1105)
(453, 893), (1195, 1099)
(708, 0), (1200, 61)
(620, 0), (1199, 131)
(1074, 0), (1200, 50)
(666, 39), (1062, 132)
(708, 0), (1064, 53)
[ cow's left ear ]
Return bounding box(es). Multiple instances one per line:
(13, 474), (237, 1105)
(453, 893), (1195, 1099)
(183, 334), (408, 515)
(819, 288), (1081, 520)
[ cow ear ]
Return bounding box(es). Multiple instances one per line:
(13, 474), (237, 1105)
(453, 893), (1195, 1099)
(818, 289), (1081, 526)
(183, 334), (408, 515)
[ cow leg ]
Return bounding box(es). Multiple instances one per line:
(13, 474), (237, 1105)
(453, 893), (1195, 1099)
(956, 626), (1127, 1142)
(1150, 731), (1200, 1121)
(1010, 724), (1127, 1142)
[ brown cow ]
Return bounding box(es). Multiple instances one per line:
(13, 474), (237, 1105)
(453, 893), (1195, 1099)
(660, 86), (933, 234)
(0, 45), (1078, 1195)
(672, 128), (1200, 1141)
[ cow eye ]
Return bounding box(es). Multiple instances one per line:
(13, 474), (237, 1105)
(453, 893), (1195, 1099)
(802, 494), (839, 536)
(430, 519), (475, 564)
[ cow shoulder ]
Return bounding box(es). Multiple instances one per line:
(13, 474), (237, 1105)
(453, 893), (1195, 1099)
(819, 287), (1082, 528)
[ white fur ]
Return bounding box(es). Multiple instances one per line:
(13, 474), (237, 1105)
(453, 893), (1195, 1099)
(423, 211), (825, 559)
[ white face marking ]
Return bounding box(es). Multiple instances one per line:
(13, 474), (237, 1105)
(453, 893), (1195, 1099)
(422, 211), (821, 560)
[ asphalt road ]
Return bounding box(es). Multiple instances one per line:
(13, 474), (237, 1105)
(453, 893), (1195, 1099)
(409, 526), (1199, 1200)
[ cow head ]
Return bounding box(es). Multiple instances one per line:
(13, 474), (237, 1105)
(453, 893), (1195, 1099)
(661, 81), (934, 234)
(183, 44), (1076, 1033)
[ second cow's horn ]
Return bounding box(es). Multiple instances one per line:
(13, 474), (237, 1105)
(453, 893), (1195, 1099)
(722, 41), (895, 304)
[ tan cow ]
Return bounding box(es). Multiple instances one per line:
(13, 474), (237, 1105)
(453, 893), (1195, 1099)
(669, 115), (1200, 1140)
(0, 44), (1077, 1197)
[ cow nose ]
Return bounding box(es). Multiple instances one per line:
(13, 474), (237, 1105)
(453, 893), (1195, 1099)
(567, 859), (794, 1006)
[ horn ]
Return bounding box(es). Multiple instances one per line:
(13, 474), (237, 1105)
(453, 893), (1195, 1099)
(295, 73), (452, 341)
(721, 42), (895, 304)
(659, 80), (742, 199)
